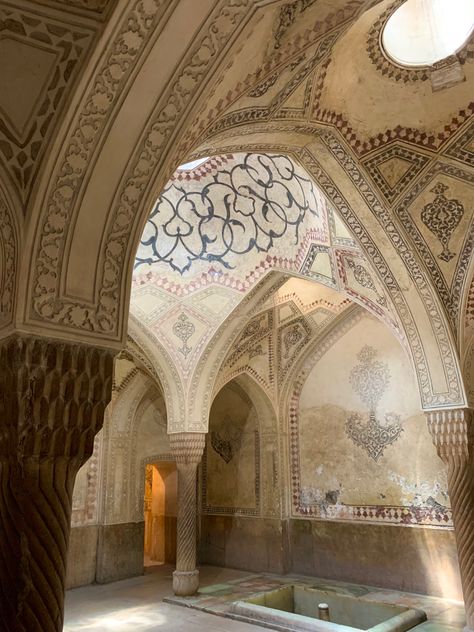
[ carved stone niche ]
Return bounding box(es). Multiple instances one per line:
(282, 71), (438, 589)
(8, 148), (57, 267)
(0, 334), (115, 632)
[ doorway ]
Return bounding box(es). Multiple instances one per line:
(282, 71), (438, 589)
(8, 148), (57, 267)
(143, 461), (177, 567)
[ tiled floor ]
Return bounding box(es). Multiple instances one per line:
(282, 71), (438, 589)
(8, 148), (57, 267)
(64, 564), (465, 632)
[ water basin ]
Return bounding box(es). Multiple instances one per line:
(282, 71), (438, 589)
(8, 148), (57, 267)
(231, 585), (426, 632)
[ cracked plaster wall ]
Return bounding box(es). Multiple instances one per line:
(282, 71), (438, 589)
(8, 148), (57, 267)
(296, 314), (449, 526)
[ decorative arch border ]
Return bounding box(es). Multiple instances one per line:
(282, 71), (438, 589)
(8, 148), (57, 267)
(0, 185), (19, 332)
(128, 314), (185, 430)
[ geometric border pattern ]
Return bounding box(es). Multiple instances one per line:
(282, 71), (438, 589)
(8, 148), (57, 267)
(362, 143), (431, 205)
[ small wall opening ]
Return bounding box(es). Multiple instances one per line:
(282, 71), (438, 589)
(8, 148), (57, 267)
(143, 461), (177, 567)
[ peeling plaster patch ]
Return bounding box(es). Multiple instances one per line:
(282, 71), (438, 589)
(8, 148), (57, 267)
(300, 486), (343, 514)
(387, 471), (448, 507)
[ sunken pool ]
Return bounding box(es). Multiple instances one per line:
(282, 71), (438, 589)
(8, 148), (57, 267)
(231, 585), (426, 632)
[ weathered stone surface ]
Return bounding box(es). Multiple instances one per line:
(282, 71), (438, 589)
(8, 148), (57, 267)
(290, 519), (462, 600)
(67, 526), (99, 589)
(200, 516), (289, 575)
(96, 522), (145, 584)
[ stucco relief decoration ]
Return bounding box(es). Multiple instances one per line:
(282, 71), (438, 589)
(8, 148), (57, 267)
(211, 422), (242, 464)
(273, 0), (316, 49)
(346, 259), (387, 307)
(135, 153), (320, 274)
(421, 183), (464, 262)
(283, 323), (304, 358)
(346, 346), (403, 461)
(0, 7), (94, 200)
(172, 313), (195, 357)
(248, 344), (265, 359)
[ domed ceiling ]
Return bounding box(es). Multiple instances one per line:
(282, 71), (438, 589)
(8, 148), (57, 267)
(130, 153), (402, 392)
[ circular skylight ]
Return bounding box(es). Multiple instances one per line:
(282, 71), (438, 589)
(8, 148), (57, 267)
(382, 0), (474, 67)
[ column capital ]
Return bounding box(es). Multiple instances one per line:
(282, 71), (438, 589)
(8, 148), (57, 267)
(426, 408), (474, 463)
(0, 333), (115, 462)
(169, 432), (206, 465)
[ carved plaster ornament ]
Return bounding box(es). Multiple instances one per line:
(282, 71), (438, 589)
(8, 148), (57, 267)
(346, 258), (387, 307)
(274, 0), (317, 49)
(248, 343), (265, 359)
(283, 322), (304, 358)
(421, 183), (464, 262)
(345, 345), (403, 461)
(172, 313), (195, 357)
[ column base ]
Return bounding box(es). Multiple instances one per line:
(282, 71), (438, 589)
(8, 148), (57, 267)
(172, 569), (199, 596)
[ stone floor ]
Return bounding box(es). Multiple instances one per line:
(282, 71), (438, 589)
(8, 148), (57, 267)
(64, 564), (465, 632)
(64, 565), (259, 631)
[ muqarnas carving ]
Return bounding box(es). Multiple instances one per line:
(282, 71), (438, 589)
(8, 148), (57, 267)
(346, 345), (403, 461)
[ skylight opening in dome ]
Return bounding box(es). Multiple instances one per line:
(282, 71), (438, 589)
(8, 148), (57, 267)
(177, 157), (209, 171)
(382, 0), (474, 67)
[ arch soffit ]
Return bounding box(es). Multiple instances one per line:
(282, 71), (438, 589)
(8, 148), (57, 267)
(187, 134), (466, 412)
(183, 271), (288, 433)
(21, 0), (271, 346)
(233, 372), (278, 429)
(127, 315), (185, 431)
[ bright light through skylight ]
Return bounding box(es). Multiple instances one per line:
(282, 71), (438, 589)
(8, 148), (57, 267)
(177, 157), (209, 171)
(382, 0), (474, 67)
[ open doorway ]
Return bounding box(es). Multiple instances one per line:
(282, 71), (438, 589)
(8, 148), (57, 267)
(143, 461), (177, 567)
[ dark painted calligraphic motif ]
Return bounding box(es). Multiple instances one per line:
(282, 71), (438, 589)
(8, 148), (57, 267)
(211, 424), (242, 463)
(136, 153), (320, 274)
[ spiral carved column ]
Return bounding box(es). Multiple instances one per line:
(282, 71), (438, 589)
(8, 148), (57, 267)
(0, 335), (114, 632)
(170, 432), (206, 596)
(427, 408), (474, 631)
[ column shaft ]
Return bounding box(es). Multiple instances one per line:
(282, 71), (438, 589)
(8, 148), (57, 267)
(427, 409), (474, 631)
(446, 455), (474, 628)
(170, 432), (206, 596)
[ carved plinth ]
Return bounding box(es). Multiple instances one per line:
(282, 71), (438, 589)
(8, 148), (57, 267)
(427, 409), (474, 630)
(170, 432), (206, 597)
(172, 570), (200, 596)
(0, 335), (114, 632)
